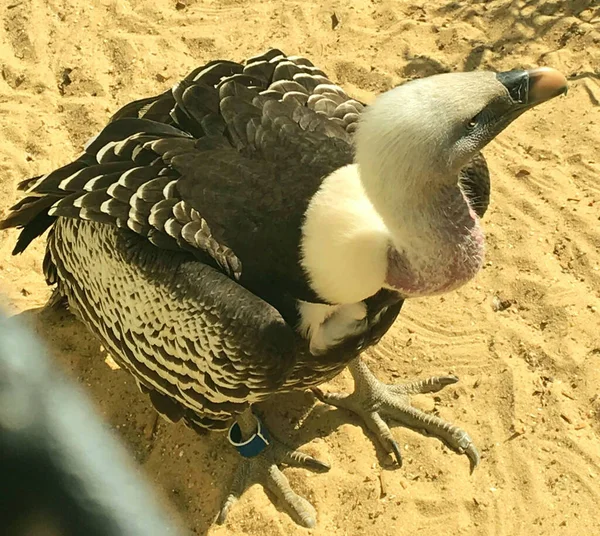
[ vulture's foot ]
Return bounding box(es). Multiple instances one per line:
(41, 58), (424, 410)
(313, 358), (479, 472)
(217, 409), (329, 528)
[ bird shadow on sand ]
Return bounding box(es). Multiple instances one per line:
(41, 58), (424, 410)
(12, 304), (413, 532)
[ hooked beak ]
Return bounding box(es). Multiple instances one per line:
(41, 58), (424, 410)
(496, 67), (568, 109)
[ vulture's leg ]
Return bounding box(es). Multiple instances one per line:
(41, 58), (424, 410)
(217, 408), (329, 528)
(313, 358), (480, 472)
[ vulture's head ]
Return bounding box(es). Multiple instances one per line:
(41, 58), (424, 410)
(356, 67), (568, 202)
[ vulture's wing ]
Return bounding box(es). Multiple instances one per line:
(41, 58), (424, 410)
(1, 50), (361, 303)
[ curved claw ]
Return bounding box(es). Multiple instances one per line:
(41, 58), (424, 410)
(438, 375), (460, 386)
(361, 411), (403, 467)
(311, 387), (328, 403)
(465, 443), (481, 474)
(449, 428), (480, 473)
(390, 439), (403, 467)
(217, 462), (248, 525)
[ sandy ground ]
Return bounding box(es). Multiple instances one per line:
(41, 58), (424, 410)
(1, 0), (599, 534)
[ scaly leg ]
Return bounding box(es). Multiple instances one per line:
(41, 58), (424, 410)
(217, 408), (330, 528)
(313, 358), (480, 472)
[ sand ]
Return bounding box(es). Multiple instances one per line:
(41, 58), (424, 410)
(1, 0), (599, 534)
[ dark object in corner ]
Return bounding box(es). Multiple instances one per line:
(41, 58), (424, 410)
(0, 306), (185, 536)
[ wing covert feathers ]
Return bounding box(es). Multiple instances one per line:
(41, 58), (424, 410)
(2, 49), (364, 269)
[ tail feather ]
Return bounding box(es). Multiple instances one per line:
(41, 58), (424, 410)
(17, 174), (42, 192)
(12, 214), (57, 255)
(25, 158), (93, 195)
(0, 195), (59, 254)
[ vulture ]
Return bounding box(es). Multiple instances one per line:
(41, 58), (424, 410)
(0, 49), (567, 527)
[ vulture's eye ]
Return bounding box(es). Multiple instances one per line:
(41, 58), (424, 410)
(466, 110), (485, 131)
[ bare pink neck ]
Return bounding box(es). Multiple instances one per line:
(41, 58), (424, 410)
(384, 186), (484, 297)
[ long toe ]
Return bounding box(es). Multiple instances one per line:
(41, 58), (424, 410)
(217, 461), (250, 525)
(362, 411), (403, 466)
(266, 464), (318, 528)
(278, 443), (331, 471)
(381, 401), (480, 468)
(311, 387), (356, 411)
(391, 375), (459, 395)
(218, 434), (329, 527)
